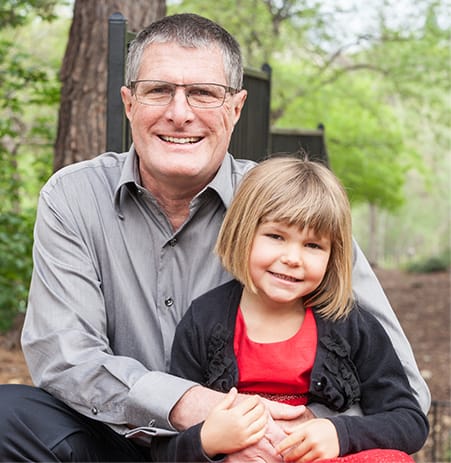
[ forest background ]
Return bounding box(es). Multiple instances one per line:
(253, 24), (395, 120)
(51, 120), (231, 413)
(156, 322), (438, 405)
(0, 0), (449, 332)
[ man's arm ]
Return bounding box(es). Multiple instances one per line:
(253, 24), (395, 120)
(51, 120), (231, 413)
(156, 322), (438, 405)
(21, 184), (196, 431)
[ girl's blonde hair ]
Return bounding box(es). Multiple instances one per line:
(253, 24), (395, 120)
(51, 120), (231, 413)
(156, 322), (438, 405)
(215, 155), (354, 320)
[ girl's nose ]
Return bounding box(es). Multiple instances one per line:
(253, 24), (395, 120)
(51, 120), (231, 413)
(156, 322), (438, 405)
(281, 250), (302, 267)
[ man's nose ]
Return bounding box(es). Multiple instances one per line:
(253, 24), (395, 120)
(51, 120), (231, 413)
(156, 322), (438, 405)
(165, 88), (194, 124)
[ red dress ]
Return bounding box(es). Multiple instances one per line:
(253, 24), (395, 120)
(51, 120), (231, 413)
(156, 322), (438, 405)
(317, 449), (415, 462)
(233, 306), (415, 463)
(234, 306), (317, 406)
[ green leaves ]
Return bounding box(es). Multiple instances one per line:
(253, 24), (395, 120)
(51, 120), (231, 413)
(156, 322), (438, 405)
(0, 0), (61, 28)
(0, 212), (34, 331)
(0, 0), (63, 331)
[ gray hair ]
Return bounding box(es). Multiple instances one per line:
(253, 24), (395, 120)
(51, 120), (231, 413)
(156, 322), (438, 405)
(125, 13), (243, 89)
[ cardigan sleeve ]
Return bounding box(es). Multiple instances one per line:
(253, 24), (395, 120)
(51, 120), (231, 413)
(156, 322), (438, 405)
(150, 423), (225, 462)
(326, 309), (429, 455)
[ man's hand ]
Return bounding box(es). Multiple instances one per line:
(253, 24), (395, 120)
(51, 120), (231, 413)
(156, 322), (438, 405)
(169, 385), (226, 430)
(262, 399), (308, 422)
(262, 399), (315, 437)
(275, 406), (316, 434)
(275, 418), (339, 462)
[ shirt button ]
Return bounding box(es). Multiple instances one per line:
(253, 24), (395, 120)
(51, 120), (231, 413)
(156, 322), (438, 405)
(165, 298), (174, 308)
(91, 406), (98, 415)
(169, 238), (177, 247)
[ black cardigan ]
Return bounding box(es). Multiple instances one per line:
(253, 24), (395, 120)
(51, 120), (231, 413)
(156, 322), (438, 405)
(151, 279), (428, 461)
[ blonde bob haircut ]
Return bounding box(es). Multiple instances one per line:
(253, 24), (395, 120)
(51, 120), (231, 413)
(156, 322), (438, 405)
(215, 155), (354, 320)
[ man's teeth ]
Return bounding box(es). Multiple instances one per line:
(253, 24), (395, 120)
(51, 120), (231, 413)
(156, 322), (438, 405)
(161, 136), (200, 144)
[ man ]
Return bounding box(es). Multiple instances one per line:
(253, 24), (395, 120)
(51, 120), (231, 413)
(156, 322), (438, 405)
(0, 13), (429, 461)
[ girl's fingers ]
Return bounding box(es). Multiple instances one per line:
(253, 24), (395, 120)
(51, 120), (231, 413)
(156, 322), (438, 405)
(276, 429), (305, 454)
(234, 394), (262, 414)
(214, 387), (238, 411)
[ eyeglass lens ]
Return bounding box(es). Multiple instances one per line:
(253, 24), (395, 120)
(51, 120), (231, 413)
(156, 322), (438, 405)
(133, 81), (229, 108)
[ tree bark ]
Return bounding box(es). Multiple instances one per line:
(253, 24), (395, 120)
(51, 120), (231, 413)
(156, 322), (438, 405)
(53, 0), (166, 171)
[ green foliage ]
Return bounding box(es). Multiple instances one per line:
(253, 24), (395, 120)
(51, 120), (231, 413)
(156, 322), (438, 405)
(168, 0), (321, 65)
(273, 63), (417, 211)
(0, 212), (34, 331)
(0, 0), (62, 28)
(403, 249), (451, 274)
(0, 3), (65, 331)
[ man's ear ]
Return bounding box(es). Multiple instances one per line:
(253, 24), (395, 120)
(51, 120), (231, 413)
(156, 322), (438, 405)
(120, 86), (133, 120)
(232, 89), (247, 126)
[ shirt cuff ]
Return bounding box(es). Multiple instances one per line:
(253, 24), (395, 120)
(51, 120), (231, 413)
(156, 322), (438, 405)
(125, 370), (198, 429)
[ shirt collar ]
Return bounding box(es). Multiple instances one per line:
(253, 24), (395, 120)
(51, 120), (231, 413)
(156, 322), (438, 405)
(113, 147), (236, 217)
(197, 152), (235, 208)
(113, 145), (141, 219)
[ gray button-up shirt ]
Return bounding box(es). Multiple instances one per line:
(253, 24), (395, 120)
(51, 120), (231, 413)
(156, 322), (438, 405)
(21, 147), (430, 437)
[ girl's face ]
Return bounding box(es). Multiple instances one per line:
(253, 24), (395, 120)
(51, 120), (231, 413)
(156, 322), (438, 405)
(248, 221), (331, 308)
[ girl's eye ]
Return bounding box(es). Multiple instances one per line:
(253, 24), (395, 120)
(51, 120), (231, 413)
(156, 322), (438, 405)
(265, 233), (283, 240)
(306, 242), (321, 249)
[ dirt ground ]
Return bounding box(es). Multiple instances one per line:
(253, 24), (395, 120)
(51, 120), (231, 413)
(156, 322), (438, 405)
(0, 268), (449, 460)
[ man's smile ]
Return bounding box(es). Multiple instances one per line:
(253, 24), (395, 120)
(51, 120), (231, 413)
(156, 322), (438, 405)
(160, 135), (202, 144)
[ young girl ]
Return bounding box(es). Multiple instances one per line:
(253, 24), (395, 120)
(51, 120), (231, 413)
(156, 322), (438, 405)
(150, 156), (428, 462)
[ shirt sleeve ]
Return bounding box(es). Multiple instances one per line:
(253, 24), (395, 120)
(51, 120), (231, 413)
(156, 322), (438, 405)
(21, 187), (196, 432)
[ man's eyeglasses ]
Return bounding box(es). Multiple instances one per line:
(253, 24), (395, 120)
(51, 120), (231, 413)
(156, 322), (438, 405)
(129, 80), (240, 109)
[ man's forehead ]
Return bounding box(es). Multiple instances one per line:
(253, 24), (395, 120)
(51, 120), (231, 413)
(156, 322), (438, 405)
(138, 43), (227, 82)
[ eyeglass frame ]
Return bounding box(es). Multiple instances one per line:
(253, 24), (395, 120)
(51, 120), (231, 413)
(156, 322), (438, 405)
(129, 80), (241, 109)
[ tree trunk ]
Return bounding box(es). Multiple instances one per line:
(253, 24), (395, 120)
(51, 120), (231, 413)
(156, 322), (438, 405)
(53, 0), (166, 171)
(367, 203), (378, 266)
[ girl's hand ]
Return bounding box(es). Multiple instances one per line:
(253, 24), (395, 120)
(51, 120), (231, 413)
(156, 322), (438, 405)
(201, 387), (268, 457)
(275, 418), (339, 462)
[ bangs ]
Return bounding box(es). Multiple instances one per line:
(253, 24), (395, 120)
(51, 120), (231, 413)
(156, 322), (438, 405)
(258, 166), (344, 239)
(264, 197), (341, 238)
